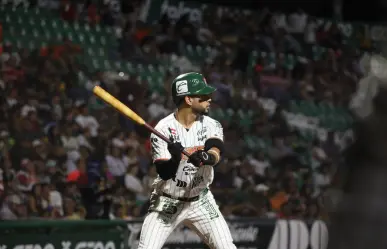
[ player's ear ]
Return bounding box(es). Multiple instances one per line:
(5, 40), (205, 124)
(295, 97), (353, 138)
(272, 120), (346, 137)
(184, 96), (194, 106)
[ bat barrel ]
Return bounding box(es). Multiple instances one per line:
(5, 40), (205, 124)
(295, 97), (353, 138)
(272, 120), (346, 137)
(93, 86), (191, 157)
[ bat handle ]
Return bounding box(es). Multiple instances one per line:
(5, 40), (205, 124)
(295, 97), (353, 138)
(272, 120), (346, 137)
(182, 150), (191, 157)
(144, 124), (191, 157)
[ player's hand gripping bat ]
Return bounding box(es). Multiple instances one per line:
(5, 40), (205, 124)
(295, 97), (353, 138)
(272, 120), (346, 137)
(93, 86), (191, 157)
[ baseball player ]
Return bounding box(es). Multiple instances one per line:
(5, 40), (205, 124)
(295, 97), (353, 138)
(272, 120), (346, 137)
(137, 72), (237, 249)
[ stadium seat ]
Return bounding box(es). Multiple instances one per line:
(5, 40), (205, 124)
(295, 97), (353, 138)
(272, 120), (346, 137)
(210, 109), (226, 121)
(236, 109), (254, 131)
(125, 62), (135, 74)
(299, 128), (315, 142)
(224, 108), (235, 123)
(283, 54), (296, 70)
(101, 59), (112, 71)
(148, 78), (165, 94)
(261, 51), (276, 67)
(312, 46), (327, 61)
(113, 61), (124, 72)
(318, 102), (335, 115)
(289, 100), (300, 113)
(299, 100), (319, 117)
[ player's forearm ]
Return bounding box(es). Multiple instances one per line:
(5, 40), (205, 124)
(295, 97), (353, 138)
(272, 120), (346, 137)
(154, 158), (179, 180)
(204, 138), (224, 166)
(207, 147), (221, 165)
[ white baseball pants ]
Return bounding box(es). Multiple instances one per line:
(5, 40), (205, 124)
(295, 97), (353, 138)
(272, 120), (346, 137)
(137, 190), (236, 249)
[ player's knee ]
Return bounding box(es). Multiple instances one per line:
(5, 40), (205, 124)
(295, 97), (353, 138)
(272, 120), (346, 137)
(211, 239), (236, 249)
(211, 240), (237, 249)
(137, 240), (163, 249)
(216, 243), (237, 249)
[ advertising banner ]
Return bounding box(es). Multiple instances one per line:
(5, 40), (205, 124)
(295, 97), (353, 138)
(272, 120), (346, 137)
(139, 0), (208, 24)
(0, 220), (127, 249)
(126, 218), (329, 249)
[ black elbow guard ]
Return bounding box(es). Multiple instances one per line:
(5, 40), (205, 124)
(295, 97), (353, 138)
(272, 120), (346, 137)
(204, 138), (224, 155)
(154, 158), (179, 181)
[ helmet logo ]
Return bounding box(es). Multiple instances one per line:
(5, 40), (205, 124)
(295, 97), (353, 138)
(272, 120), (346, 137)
(192, 79), (200, 85)
(176, 80), (189, 95)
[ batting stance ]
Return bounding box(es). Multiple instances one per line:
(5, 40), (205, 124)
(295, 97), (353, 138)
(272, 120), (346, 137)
(138, 72), (237, 249)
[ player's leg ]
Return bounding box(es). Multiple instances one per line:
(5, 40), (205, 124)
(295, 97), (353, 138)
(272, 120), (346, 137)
(184, 191), (237, 249)
(137, 211), (176, 249)
(137, 195), (188, 249)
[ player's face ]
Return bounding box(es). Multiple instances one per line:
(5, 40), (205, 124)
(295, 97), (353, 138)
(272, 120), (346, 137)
(189, 94), (212, 114)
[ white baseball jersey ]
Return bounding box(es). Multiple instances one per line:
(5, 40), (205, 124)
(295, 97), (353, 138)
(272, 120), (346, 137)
(150, 112), (223, 198)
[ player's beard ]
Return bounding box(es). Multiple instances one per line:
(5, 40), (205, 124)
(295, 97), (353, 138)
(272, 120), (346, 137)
(192, 105), (209, 115)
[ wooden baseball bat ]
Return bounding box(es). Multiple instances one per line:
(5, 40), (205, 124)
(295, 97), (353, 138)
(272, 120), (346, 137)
(92, 86), (191, 157)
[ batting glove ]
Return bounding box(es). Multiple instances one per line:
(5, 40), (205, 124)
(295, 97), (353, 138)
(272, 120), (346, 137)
(167, 142), (184, 160)
(188, 150), (216, 167)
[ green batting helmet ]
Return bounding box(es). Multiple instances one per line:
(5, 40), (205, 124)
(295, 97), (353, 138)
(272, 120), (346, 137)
(171, 72), (216, 106)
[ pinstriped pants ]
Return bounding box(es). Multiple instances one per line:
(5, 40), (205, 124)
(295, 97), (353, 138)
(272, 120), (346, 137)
(137, 191), (237, 249)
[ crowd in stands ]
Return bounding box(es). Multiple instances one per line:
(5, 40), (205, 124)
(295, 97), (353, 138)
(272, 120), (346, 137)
(0, 0), (364, 221)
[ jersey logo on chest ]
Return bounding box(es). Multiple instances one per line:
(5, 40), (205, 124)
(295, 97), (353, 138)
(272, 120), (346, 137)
(197, 127), (208, 142)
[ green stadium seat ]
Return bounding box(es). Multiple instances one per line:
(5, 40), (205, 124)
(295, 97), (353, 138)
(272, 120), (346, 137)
(113, 61), (124, 72)
(256, 138), (268, 150)
(157, 65), (166, 73)
(283, 54), (296, 70)
(99, 36), (108, 46)
(93, 25), (104, 34)
(86, 35), (98, 45)
(261, 51), (276, 66)
(312, 46), (327, 61)
(236, 109), (254, 131)
(210, 109), (226, 121)
(289, 100), (300, 113)
(53, 33), (64, 43)
(224, 108), (235, 123)
(245, 135), (259, 151)
(86, 47), (95, 57)
(318, 102), (335, 115)
(96, 47), (107, 57)
(299, 128), (315, 142)
(125, 62), (135, 74)
(299, 101), (319, 117)
(102, 59), (112, 71)
(91, 58), (101, 71)
(248, 51), (259, 73)
(136, 64), (145, 73)
(334, 115), (348, 131)
(196, 46), (204, 58)
(148, 78), (165, 94)
(319, 114), (345, 131)
(299, 152), (312, 166)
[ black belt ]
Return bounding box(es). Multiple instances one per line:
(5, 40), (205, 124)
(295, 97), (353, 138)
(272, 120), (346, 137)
(161, 188), (208, 202)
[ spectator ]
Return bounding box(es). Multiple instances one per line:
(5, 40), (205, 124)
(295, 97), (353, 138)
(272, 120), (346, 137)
(268, 135), (294, 162)
(124, 164), (146, 199)
(105, 145), (128, 177)
(0, 3), (360, 221)
(0, 194), (27, 220)
(75, 103), (100, 138)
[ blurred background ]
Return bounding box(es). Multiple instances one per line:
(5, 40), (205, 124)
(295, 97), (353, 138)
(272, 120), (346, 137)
(0, 0), (384, 246)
